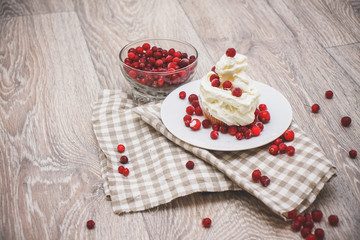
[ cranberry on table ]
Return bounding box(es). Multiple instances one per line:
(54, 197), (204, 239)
(283, 129), (294, 141)
(118, 166), (124, 174)
(311, 104), (320, 113)
(120, 155), (128, 164)
(252, 169), (262, 183)
(273, 138), (283, 146)
(291, 220), (302, 232)
(301, 227), (311, 238)
(186, 161), (194, 170)
(305, 233), (317, 240)
(86, 220), (95, 229)
(287, 210), (297, 219)
(325, 90), (334, 99)
(286, 146), (295, 156)
(269, 144), (279, 155)
(341, 116), (351, 127)
(123, 168), (130, 177)
(260, 176), (270, 187)
(349, 149), (357, 158)
(311, 209), (323, 222)
(279, 143), (287, 154)
(328, 214), (339, 226)
(117, 144), (125, 153)
(314, 228), (325, 240)
(202, 218), (212, 228)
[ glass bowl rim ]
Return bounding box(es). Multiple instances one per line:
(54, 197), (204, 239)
(119, 38), (198, 75)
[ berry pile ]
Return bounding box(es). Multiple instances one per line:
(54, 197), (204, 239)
(180, 91), (270, 140)
(117, 144), (130, 176)
(288, 209), (339, 239)
(122, 43), (197, 88)
(269, 130), (295, 156)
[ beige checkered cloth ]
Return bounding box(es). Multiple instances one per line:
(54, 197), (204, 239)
(92, 90), (336, 220)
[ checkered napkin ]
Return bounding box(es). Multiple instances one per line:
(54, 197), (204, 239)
(92, 90), (336, 220)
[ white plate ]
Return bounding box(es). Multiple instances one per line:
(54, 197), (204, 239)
(161, 80), (292, 151)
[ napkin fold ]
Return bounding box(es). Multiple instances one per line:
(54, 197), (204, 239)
(92, 90), (336, 220)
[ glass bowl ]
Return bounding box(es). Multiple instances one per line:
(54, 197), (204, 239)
(119, 38), (198, 103)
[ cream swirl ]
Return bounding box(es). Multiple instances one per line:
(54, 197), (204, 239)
(199, 53), (260, 126)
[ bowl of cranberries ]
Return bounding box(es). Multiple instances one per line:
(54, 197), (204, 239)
(119, 39), (198, 102)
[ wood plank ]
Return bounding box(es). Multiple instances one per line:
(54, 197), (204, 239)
(0, 12), (149, 239)
(181, 0), (360, 239)
(0, 0), (73, 19)
(275, 0), (360, 47)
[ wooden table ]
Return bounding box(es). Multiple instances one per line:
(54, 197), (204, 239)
(1, 0), (359, 239)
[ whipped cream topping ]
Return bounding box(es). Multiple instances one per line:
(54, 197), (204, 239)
(199, 53), (260, 126)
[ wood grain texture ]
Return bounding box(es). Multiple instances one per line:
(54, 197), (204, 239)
(1, 0), (359, 239)
(275, 0), (360, 47)
(0, 0), (73, 19)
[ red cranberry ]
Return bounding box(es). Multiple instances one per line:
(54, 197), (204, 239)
(341, 116), (351, 127)
(86, 220), (95, 229)
(118, 166), (124, 174)
(186, 161), (194, 170)
(232, 87), (242, 97)
(186, 106), (195, 115)
(349, 150), (357, 158)
(195, 106), (202, 116)
(258, 104), (267, 111)
(283, 129), (294, 141)
(311, 104), (320, 113)
(236, 132), (244, 140)
(136, 46), (143, 54)
(228, 126), (238, 136)
(269, 144), (279, 155)
(211, 66), (216, 72)
(117, 144), (125, 153)
(311, 209), (323, 222)
(251, 126), (261, 136)
(142, 43), (150, 50)
(260, 176), (270, 187)
(212, 124), (219, 131)
(184, 120), (191, 127)
(296, 215), (305, 225)
(120, 155), (128, 164)
(211, 79), (220, 87)
(328, 215), (339, 226)
(183, 115), (192, 122)
(188, 94), (198, 103)
(190, 119), (201, 131)
(258, 111), (270, 123)
(256, 122), (264, 130)
(123, 168), (130, 176)
(220, 125), (228, 134)
(210, 130), (219, 140)
(179, 91), (186, 99)
(252, 169), (262, 182)
(314, 228), (325, 240)
(286, 146), (295, 156)
(226, 48), (236, 57)
(223, 80), (232, 90)
(304, 213), (312, 221)
(191, 100), (200, 108)
(301, 227), (311, 238)
(325, 90), (333, 99)
(210, 74), (218, 81)
(291, 220), (302, 232)
(244, 129), (253, 139)
(305, 233), (316, 240)
(287, 210), (297, 219)
(202, 119), (211, 128)
(279, 143), (287, 154)
(202, 218), (212, 228)
(303, 219), (314, 229)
